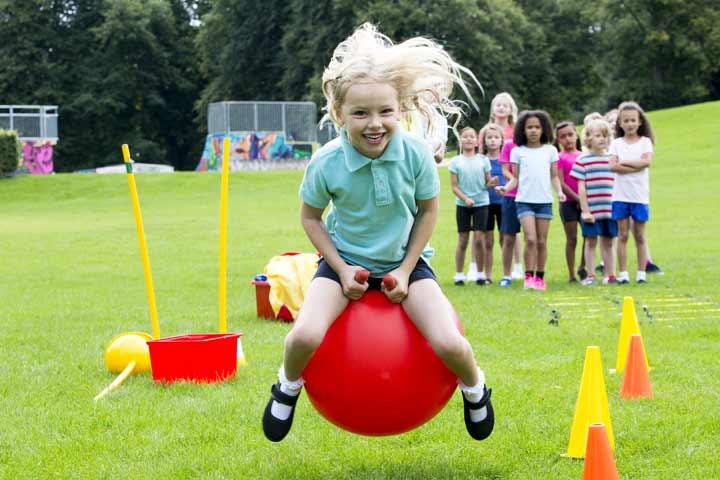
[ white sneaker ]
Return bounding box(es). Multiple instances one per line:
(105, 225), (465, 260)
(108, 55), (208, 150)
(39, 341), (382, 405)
(466, 263), (478, 282)
(511, 263), (524, 280)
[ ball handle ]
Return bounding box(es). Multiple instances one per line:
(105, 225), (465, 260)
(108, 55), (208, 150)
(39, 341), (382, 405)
(382, 274), (397, 290)
(353, 269), (397, 290)
(354, 269), (370, 284)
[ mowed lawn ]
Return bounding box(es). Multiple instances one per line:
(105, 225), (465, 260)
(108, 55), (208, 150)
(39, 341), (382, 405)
(1, 101), (719, 479)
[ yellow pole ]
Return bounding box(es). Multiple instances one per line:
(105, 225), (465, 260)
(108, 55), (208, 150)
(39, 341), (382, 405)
(94, 360), (136, 401)
(122, 144), (161, 339)
(218, 137), (230, 333)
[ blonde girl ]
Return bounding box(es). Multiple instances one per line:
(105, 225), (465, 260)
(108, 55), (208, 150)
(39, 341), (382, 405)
(489, 92), (519, 141)
(479, 123), (506, 283)
(262, 23), (494, 443)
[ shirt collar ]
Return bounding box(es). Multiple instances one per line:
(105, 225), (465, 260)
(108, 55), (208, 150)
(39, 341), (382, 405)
(340, 129), (403, 172)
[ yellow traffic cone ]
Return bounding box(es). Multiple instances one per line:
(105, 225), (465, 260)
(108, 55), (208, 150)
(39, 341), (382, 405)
(615, 296), (649, 373)
(566, 346), (614, 458)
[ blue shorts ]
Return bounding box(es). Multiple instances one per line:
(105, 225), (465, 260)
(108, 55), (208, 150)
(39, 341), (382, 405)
(500, 196), (521, 234)
(612, 201), (649, 222)
(516, 202), (553, 220)
(581, 218), (618, 238)
(313, 257), (436, 290)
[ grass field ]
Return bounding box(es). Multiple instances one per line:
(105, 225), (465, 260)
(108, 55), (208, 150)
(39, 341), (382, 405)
(1, 101), (719, 479)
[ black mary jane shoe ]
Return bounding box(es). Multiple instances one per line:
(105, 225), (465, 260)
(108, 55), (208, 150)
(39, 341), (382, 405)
(462, 387), (495, 441)
(262, 383), (300, 442)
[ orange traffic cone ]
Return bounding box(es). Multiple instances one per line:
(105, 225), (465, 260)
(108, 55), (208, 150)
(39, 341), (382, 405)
(582, 423), (619, 480)
(620, 334), (653, 399)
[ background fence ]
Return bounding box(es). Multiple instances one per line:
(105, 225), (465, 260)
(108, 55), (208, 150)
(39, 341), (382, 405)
(0, 105), (58, 141)
(207, 101), (339, 145)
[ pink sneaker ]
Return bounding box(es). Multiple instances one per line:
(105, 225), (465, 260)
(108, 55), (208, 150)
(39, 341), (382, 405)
(534, 277), (547, 291)
(523, 275), (535, 290)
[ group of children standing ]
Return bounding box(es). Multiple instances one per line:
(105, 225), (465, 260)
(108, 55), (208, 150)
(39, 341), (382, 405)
(450, 93), (659, 290)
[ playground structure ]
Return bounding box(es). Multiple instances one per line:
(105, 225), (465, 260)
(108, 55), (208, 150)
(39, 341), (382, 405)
(197, 101), (337, 171)
(0, 105), (58, 174)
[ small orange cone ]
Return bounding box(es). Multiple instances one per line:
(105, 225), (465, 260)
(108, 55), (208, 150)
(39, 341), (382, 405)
(582, 423), (619, 480)
(621, 334), (653, 399)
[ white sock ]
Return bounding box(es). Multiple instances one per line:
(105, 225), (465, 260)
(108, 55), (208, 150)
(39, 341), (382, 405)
(454, 272), (466, 282)
(270, 366), (304, 420)
(618, 271), (629, 281)
(459, 369), (487, 422)
(636, 270), (647, 282)
(477, 271), (487, 281)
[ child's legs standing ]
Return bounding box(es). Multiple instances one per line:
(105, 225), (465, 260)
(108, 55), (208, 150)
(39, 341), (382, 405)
(483, 204), (501, 280)
(612, 201), (632, 276)
(472, 232), (485, 275)
(630, 204), (649, 274)
(455, 205), (472, 275)
(519, 217), (538, 272)
(535, 218), (551, 272)
(283, 277), (348, 380)
(483, 231), (495, 279)
(402, 279), (480, 385)
(559, 201), (580, 279)
(584, 235), (598, 273)
(600, 236), (615, 277)
(632, 220), (647, 272)
(455, 232), (470, 273)
(471, 206), (489, 279)
(500, 197), (520, 278)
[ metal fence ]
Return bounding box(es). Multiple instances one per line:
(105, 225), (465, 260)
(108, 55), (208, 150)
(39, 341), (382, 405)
(0, 105), (58, 141)
(208, 101), (321, 143)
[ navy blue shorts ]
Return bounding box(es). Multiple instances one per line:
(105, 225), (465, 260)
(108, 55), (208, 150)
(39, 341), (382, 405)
(612, 201), (649, 222)
(313, 258), (437, 290)
(500, 196), (521, 234)
(581, 218), (618, 238)
(559, 201), (581, 223)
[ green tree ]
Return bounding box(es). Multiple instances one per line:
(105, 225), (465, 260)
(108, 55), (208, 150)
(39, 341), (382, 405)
(195, 0), (291, 128)
(601, 0), (720, 109)
(0, 0), (59, 104)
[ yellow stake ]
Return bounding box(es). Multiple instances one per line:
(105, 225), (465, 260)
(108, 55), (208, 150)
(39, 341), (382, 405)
(94, 360), (137, 401)
(218, 137), (230, 333)
(122, 144), (161, 339)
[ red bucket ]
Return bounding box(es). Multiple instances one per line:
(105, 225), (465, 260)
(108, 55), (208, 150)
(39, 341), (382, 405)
(147, 333), (242, 383)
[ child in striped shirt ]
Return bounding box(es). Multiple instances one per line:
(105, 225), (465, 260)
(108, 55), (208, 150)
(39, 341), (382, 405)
(571, 119), (618, 285)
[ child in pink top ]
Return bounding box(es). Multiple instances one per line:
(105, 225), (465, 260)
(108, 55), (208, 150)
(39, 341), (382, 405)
(554, 121), (585, 282)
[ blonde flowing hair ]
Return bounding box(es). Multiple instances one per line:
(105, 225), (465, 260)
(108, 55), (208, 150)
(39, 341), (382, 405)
(321, 23), (482, 139)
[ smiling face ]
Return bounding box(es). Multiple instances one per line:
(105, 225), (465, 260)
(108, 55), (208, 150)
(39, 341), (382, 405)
(557, 125), (578, 152)
(524, 116), (543, 146)
(337, 82), (400, 159)
(619, 109), (641, 137)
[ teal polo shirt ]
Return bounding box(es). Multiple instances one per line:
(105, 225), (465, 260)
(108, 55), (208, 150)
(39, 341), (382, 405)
(300, 129), (440, 276)
(448, 154), (491, 206)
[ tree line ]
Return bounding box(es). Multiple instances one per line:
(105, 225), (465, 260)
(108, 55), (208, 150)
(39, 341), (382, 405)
(1, 0), (718, 171)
